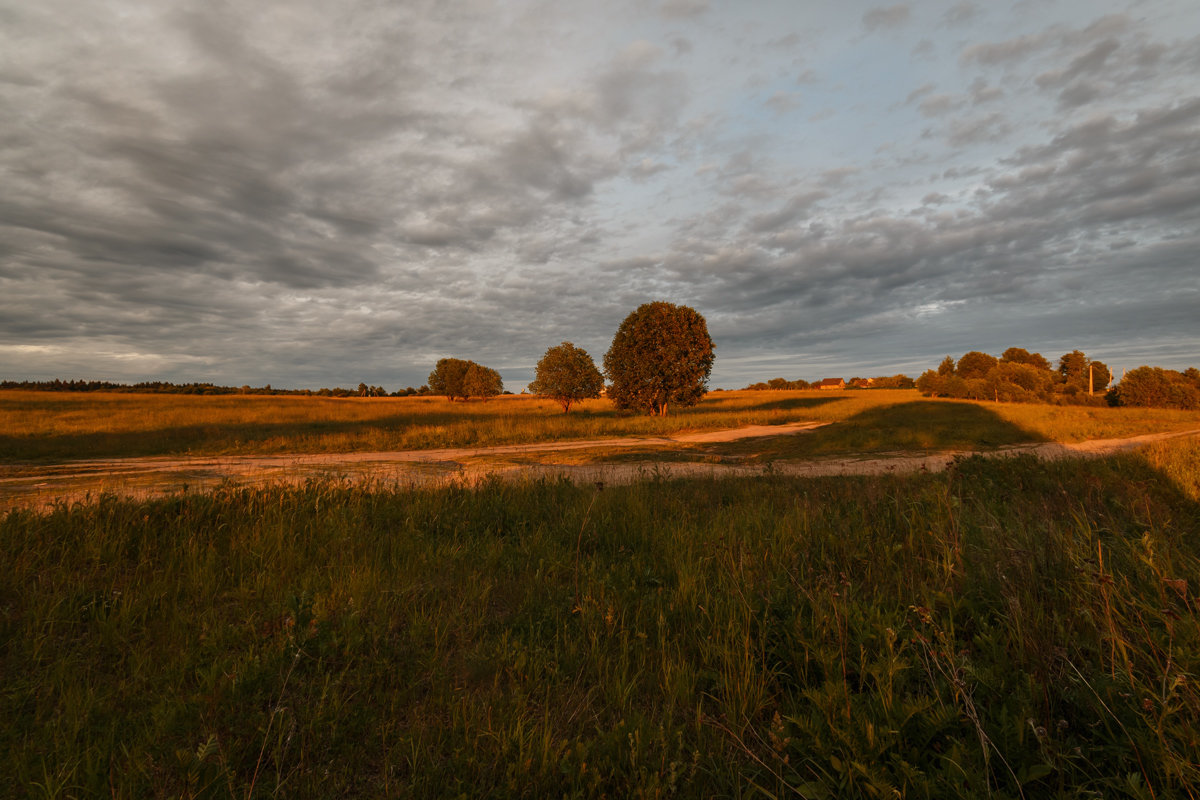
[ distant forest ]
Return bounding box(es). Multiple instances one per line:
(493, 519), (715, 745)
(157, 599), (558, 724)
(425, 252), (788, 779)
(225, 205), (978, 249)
(0, 379), (438, 398)
(743, 374), (915, 391)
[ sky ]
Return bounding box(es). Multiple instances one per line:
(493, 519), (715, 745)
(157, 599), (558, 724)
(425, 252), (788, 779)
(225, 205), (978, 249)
(2, 0), (1198, 391)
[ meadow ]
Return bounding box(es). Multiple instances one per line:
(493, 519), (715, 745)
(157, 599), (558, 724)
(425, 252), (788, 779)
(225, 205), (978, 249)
(3, 388), (1198, 463)
(2, 437), (1198, 798)
(3, 389), (1198, 797)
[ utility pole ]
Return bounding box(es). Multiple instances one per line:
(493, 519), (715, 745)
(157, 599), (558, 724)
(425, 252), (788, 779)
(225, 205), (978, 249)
(1089, 363), (1094, 396)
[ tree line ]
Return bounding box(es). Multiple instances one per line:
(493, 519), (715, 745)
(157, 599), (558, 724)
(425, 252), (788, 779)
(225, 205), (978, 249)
(914, 348), (1200, 410)
(0, 379), (442, 398)
(743, 374), (916, 390)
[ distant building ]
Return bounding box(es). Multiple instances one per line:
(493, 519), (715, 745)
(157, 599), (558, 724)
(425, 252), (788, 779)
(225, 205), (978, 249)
(817, 378), (845, 390)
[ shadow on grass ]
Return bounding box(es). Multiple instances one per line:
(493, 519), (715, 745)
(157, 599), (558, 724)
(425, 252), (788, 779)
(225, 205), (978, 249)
(0, 411), (504, 463)
(713, 400), (1048, 461)
(737, 396), (847, 412)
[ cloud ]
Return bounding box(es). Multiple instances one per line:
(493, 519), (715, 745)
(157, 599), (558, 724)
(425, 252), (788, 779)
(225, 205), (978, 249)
(2, 1), (1197, 389)
(942, 111), (1012, 147)
(862, 4), (911, 32)
(765, 91), (802, 114)
(659, 0), (709, 19)
(943, 2), (978, 26)
(905, 83), (936, 104)
(918, 93), (963, 117)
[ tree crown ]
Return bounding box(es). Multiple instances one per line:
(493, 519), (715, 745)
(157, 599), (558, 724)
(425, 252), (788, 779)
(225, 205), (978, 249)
(529, 342), (604, 413)
(603, 301), (714, 416)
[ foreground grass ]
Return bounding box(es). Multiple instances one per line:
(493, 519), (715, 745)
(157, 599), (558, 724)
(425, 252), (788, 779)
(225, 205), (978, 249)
(2, 439), (1198, 798)
(4, 389), (1196, 464)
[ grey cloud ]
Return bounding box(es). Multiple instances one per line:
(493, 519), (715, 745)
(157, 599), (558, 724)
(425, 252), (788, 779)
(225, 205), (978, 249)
(944, 2), (978, 26)
(931, 112), (1012, 147)
(906, 83), (936, 104)
(968, 78), (1003, 104)
(745, 191), (828, 233)
(765, 91), (801, 113)
(863, 5), (911, 32)
(670, 36), (693, 55)
(630, 158), (671, 180)
(918, 94), (964, 117)
(659, 0), (709, 19)
(819, 167), (860, 187)
(1035, 38), (1121, 88)
(961, 30), (1052, 65)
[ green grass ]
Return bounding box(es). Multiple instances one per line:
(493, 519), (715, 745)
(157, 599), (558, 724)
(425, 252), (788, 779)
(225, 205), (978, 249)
(3, 439), (1198, 798)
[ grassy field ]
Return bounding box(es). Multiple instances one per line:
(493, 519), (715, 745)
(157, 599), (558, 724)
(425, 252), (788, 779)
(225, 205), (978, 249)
(2, 437), (1198, 798)
(2, 389), (1197, 464)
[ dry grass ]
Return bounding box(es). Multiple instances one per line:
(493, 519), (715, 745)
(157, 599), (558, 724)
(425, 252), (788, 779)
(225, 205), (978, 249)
(2, 388), (1196, 464)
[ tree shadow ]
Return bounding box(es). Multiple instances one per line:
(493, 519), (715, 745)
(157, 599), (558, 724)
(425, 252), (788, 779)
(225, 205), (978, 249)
(711, 400), (1049, 460)
(738, 396), (848, 412)
(0, 410), (514, 463)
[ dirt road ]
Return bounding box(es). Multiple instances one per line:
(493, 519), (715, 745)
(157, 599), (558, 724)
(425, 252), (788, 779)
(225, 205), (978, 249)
(2, 423), (1197, 510)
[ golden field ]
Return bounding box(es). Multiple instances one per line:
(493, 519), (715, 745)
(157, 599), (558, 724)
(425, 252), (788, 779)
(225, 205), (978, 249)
(2, 388), (1197, 463)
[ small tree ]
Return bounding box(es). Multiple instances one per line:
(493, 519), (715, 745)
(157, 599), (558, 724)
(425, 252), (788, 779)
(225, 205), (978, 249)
(529, 342), (604, 413)
(603, 301), (714, 416)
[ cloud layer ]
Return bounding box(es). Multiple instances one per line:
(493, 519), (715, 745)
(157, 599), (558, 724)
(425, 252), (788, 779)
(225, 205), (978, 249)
(2, 0), (1198, 389)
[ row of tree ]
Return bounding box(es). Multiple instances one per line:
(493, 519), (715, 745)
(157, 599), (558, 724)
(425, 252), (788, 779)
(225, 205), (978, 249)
(0, 378), (445, 398)
(430, 302), (715, 415)
(743, 374), (916, 390)
(0, 379), (291, 395)
(916, 348), (1111, 404)
(914, 348), (1200, 409)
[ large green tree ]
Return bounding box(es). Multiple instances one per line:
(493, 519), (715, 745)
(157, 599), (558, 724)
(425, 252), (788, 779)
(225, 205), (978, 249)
(428, 358), (502, 401)
(603, 302), (714, 416)
(1000, 347), (1052, 372)
(529, 342), (604, 413)
(1058, 350), (1111, 394)
(956, 351), (998, 379)
(1110, 366), (1200, 410)
(463, 363), (503, 400)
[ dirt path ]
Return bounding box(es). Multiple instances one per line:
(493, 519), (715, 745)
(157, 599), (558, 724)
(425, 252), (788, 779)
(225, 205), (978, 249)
(2, 423), (1197, 511)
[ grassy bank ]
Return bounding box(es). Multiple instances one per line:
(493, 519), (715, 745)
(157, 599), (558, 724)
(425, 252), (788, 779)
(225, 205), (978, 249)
(3, 389), (1197, 464)
(3, 439), (1198, 798)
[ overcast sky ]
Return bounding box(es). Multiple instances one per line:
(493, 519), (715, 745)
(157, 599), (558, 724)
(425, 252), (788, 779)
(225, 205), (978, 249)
(2, 0), (1198, 390)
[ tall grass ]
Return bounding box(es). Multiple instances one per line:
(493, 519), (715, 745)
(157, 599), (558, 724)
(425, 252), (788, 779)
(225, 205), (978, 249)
(3, 389), (1196, 463)
(2, 440), (1197, 797)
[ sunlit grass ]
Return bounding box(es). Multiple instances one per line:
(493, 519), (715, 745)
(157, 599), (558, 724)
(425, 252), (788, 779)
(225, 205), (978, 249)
(2, 439), (1198, 797)
(2, 389), (1195, 464)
